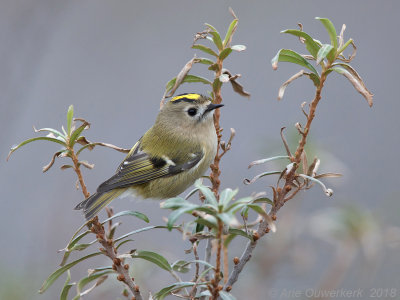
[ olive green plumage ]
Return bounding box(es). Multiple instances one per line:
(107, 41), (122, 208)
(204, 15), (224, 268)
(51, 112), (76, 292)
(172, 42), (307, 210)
(75, 93), (222, 220)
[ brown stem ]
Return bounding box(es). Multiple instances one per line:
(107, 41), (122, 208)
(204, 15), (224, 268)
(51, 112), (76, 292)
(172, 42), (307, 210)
(212, 220), (223, 299)
(70, 148), (90, 198)
(69, 149), (143, 299)
(91, 217), (143, 300)
(225, 67), (330, 290)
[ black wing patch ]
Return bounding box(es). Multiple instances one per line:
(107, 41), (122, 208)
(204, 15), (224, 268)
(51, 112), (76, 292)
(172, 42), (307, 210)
(96, 149), (203, 193)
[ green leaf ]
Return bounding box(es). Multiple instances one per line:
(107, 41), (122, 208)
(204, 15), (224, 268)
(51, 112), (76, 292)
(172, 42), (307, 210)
(171, 260), (191, 273)
(161, 197), (188, 209)
(217, 212), (234, 225)
(271, 49), (319, 77)
(73, 270), (113, 299)
(39, 252), (102, 294)
(223, 19), (238, 47)
(228, 228), (254, 242)
(182, 74), (212, 85)
(329, 64), (373, 107)
(225, 197), (254, 213)
(197, 58), (214, 65)
(219, 188), (238, 209)
(338, 38), (353, 54)
(195, 180), (218, 208)
(102, 210), (150, 224)
(316, 44), (334, 64)
(165, 77), (177, 93)
(231, 44), (246, 52)
(248, 155), (290, 168)
(132, 250), (171, 271)
(167, 206), (196, 230)
(281, 29), (320, 58)
(213, 77), (222, 92)
(308, 73), (321, 87)
(67, 105), (74, 136)
(33, 127), (66, 140)
(192, 44), (218, 57)
(220, 291), (237, 300)
(219, 48), (232, 60)
(154, 282), (206, 300)
(60, 271), (74, 300)
(115, 225), (171, 242)
(7, 137), (67, 161)
(253, 197), (274, 205)
(194, 216), (218, 229)
(69, 123), (89, 147)
(115, 239), (134, 250)
(247, 204), (268, 218)
(316, 17), (338, 49)
(208, 63), (220, 72)
(205, 23), (223, 50)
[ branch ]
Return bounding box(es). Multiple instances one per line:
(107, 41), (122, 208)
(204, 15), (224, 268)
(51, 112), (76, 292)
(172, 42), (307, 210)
(225, 64), (330, 290)
(90, 217), (143, 300)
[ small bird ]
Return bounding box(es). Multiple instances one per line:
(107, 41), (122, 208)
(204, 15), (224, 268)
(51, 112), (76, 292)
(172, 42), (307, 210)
(75, 93), (223, 220)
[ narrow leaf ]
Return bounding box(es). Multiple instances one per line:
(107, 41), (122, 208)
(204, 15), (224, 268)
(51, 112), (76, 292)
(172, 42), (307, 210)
(115, 225), (171, 242)
(248, 155), (290, 168)
(60, 271), (74, 300)
(219, 188), (238, 209)
(231, 45), (246, 52)
(316, 44), (334, 64)
(192, 44), (218, 57)
(329, 65), (373, 107)
(277, 70), (306, 100)
(219, 48), (232, 60)
(205, 23), (223, 50)
(132, 250), (171, 271)
(298, 174), (333, 196)
(228, 228), (254, 242)
(195, 180), (218, 207)
(167, 206), (196, 230)
(69, 122), (89, 147)
(182, 74), (212, 85)
(102, 210), (149, 224)
(217, 212), (235, 225)
(316, 17), (338, 49)
(171, 260), (191, 273)
(271, 49), (319, 76)
(165, 77), (177, 93)
(39, 252), (102, 294)
(281, 29), (320, 58)
(7, 137), (67, 160)
(33, 127), (66, 140)
(154, 282), (203, 300)
(197, 58), (214, 65)
(220, 291), (237, 300)
(66, 105), (74, 136)
(223, 19), (238, 47)
(74, 270), (113, 298)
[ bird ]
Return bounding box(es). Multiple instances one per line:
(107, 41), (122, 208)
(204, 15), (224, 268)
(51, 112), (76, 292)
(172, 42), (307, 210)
(75, 93), (223, 220)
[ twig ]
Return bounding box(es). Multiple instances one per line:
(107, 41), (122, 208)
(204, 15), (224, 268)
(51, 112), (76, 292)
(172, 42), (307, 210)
(90, 217), (143, 300)
(70, 148), (143, 300)
(225, 62), (331, 291)
(189, 242), (201, 298)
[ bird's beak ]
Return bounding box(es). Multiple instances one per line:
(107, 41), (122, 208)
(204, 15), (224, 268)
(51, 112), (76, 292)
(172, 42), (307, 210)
(204, 103), (224, 114)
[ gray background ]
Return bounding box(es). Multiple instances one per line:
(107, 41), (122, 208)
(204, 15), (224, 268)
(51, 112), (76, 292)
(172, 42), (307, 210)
(1, 1), (399, 299)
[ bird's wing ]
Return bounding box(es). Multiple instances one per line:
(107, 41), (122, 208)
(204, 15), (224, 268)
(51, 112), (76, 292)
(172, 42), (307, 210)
(96, 141), (203, 193)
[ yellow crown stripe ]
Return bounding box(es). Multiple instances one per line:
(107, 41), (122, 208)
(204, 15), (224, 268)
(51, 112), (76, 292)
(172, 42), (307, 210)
(171, 93), (201, 102)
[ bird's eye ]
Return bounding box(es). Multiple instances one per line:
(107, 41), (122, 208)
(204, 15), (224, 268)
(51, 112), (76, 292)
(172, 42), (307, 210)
(187, 107), (197, 116)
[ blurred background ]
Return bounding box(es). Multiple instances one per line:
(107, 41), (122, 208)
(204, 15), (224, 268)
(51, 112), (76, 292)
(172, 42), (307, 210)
(1, 1), (399, 299)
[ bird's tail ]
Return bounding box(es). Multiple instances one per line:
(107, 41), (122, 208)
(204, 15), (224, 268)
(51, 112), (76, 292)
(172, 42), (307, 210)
(74, 189), (125, 220)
